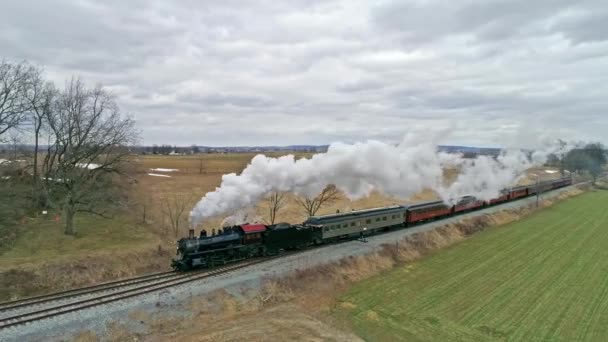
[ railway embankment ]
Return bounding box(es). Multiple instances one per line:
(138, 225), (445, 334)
(0, 183), (588, 341)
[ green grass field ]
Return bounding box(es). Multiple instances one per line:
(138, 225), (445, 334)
(338, 190), (608, 341)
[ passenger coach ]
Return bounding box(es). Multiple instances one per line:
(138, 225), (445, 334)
(304, 205), (407, 241)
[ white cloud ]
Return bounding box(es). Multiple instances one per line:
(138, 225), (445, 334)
(1, 0), (606, 146)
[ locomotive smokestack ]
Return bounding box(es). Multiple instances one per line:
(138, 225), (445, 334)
(188, 228), (194, 238)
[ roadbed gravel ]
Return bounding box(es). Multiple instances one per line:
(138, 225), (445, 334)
(0, 186), (580, 342)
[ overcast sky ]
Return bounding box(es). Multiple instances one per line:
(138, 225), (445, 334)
(1, 0), (607, 147)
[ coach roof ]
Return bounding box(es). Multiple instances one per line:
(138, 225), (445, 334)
(305, 205), (406, 224)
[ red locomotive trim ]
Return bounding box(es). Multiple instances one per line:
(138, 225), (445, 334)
(241, 224), (267, 233)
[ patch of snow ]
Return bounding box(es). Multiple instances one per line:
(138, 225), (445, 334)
(149, 168), (179, 172)
(0, 159), (9, 164)
(148, 173), (172, 178)
(76, 163), (101, 169)
(545, 170), (558, 174)
(44, 177), (66, 183)
(0, 176), (10, 180)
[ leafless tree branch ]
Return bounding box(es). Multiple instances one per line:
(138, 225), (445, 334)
(295, 185), (340, 217)
(161, 193), (195, 237)
(267, 191), (286, 224)
(42, 78), (138, 235)
(0, 59), (37, 140)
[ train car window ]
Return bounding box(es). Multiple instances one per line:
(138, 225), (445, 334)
(382, 216), (387, 221)
(342, 223), (348, 228)
(376, 217), (381, 222)
(350, 222), (356, 227)
(366, 219), (372, 224)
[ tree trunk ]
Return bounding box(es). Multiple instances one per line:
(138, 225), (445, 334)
(32, 125), (40, 206)
(65, 204), (76, 235)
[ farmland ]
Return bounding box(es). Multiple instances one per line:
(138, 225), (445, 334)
(0, 153), (564, 301)
(338, 190), (608, 341)
(134, 154), (560, 236)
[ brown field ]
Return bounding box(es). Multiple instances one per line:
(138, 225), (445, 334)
(134, 153), (411, 238)
(133, 153), (562, 239)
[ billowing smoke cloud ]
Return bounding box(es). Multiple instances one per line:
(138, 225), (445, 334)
(190, 133), (570, 227)
(220, 209), (262, 227)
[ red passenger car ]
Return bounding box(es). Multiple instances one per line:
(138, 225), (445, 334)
(510, 185), (528, 199)
(454, 196), (485, 213)
(489, 191), (510, 205)
(406, 200), (453, 224)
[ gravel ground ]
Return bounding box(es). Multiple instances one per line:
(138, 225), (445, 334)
(0, 274), (189, 321)
(0, 186), (579, 342)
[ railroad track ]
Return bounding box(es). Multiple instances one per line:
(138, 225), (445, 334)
(0, 258), (267, 330)
(0, 270), (178, 313)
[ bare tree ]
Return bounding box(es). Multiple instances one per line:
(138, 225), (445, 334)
(8, 132), (21, 160)
(295, 185), (340, 217)
(556, 139), (568, 177)
(24, 67), (56, 204)
(160, 193), (194, 237)
(198, 157), (204, 174)
(42, 78), (137, 235)
(0, 60), (34, 140)
(267, 192), (286, 224)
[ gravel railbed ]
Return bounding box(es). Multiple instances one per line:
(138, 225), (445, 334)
(0, 186), (579, 342)
(0, 273), (189, 320)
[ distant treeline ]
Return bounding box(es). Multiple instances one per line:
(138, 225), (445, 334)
(127, 145), (502, 156)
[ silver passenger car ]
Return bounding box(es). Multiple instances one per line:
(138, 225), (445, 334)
(304, 205), (407, 240)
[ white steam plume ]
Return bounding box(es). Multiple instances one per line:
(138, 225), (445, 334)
(190, 133), (570, 227)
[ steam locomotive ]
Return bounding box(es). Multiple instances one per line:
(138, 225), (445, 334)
(172, 176), (572, 271)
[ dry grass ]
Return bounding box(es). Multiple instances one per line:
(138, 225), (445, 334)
(93, 184), (586, 342)
(132, 154), (558, 238)
(133, 154), (434, 237)
(0, 151), (570, 303)
(0, 245), (171, 301)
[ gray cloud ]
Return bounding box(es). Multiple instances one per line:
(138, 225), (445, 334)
(0, 0), (607, 147)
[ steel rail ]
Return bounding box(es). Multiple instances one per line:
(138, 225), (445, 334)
(0, 270), (179, 313)
(0, 258), (267, 330)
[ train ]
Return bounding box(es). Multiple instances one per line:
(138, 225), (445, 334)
(172, 176), (573, 271)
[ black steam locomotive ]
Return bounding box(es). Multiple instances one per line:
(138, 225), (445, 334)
(172, 223), (322, 270)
